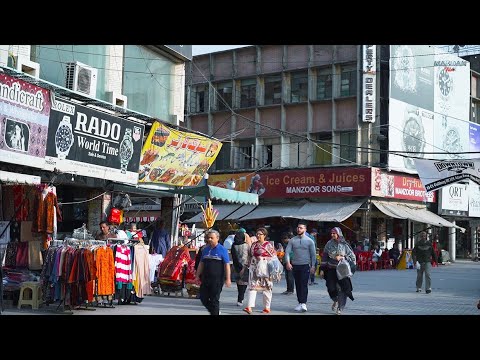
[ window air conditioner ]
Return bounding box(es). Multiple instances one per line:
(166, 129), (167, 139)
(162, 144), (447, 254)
(65, 61), (98, 97)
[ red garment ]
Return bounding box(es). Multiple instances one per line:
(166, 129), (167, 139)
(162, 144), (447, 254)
(250, 241), (276, 258)
(13, 185), (30, 221)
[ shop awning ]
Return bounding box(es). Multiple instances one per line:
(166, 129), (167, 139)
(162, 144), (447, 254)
(285, 200), (366, 222)
(184, 204), (258, 223)
(169, 185), (258, 205)
(371, 200), (465, 231)
(237, 204), (304, 221)
(0, 170), (41, 185)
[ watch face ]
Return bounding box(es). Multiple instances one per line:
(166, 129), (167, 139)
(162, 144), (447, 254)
(120, 139), (133, 161)
(393, 46), (417, 93)
(403, 116), (425, 154)
(438, 67), (453, 98)
(443, 127), (462, 156)
(56, 125), (73, 153)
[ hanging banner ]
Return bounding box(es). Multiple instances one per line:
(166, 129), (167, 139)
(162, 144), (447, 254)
(44, 98), (144, 185)
(413, 158), (480, 192)
(362, 45), (376, 123)
(0, 73), (51, 168)
(138, 121), (222, 187)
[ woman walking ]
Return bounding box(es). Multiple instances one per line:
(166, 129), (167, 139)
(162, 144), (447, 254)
(320, 227), (356, 315)
(243, 227), (277, 314)
(231, 229), (250, 306)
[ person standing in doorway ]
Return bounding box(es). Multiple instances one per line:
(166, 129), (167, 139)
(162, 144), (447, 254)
(195, 229), (231, 315)
(149, 220), (171, 257)
(412, 231), (437, 294)
(284, 221), (317, 313)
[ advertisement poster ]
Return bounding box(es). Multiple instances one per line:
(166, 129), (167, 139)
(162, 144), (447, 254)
(44, 98), (144, 185)
(138, 121), (222, 187)
(0, 73), (51, 168)
(371, 168), (435, 202)
(388, 46), (470, 174)
(439, 182), (468, 216)
(208, 172), (254, 192)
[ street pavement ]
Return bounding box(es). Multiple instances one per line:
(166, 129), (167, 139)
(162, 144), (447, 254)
(3, 259), (480, 316)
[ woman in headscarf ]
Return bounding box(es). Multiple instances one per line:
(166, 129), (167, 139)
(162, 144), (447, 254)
(320, 226), (356, 315)
(230, 229), (250, 306)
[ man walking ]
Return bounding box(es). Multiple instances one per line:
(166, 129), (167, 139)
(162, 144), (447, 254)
(412, 231), (437, 294)
(195, 229), (231, 315)
(284, 221), (317, 312)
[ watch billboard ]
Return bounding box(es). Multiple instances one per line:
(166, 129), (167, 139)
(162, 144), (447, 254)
(388, 45), (470, 174)
(44, 98), (144, 185)
(0, 73), (51, 168)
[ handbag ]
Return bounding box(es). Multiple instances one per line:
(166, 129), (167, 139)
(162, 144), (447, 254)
(336, 258), (353, 280)
(256, 257), (269, 278)
(267, 257), (284, 282)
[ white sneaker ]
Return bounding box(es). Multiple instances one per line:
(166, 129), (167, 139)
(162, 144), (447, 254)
(301, 303), (307, 312)
(237, 301), (243, 306)
(294, 303), (303, 312)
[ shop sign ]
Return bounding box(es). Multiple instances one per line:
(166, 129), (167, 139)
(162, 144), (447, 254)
(362, 45), (376, 123)
(234, 167), (371, 199)
(138, 121), (221, 187)
(208, 172), (253, 192)
(44, 98), (144, 185)
(371, 167), (436, 202)
(0, 73), (51, 168)
(439, 182), (468, 216)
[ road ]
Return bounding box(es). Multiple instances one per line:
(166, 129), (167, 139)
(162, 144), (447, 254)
(3, 260), (479, 316)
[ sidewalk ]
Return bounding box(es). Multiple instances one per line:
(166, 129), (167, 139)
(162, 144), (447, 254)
(2, 260), (480, 315)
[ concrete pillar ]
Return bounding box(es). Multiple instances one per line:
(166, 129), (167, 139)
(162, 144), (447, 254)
(449, 220), (456, 261)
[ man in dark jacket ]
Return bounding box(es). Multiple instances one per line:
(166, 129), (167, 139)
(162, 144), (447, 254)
(412, 231), (438, 294)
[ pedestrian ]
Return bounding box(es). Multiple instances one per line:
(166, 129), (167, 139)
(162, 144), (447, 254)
(308, 228), (319, 285)
(195, 229), (231, 315)
(284, 221), (317, 313)
(231, 229), (250, 306)
(243, 227), (277, 314)
(280, 232), (295, 295)
(149, 220), (171, 257)
(320, 227), (356, 315)
(412, 231), (437, 294)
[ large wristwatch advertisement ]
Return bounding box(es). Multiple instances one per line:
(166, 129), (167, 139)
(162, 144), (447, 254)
(120, 128), (134, 174)
(55, 115), (74, 160)
(45, 98), (144, 185)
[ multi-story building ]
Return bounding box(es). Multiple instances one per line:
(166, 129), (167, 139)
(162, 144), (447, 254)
(185, 45), (478, 260)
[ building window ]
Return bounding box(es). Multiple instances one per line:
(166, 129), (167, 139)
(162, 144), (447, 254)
(291, 71), (308, 103)
(240, 78), (256, 108)
(340, 70), (357, 97)
(216, 82), (232, 111)
(317, 74), (332, 100)
(339, 132), (357, 163)
(123, 45), (175, 120)
(237, 144), (256, 168)
(212, 142), (231, 171)
(265, 75), (282, 105)
(313, 133), (332, 165)
(190, 85), (207, 113)
(472, 99), (480, 124)
(263, 145), (273, 167)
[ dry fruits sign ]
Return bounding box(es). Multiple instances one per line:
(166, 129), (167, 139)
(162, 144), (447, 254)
(371, 167), (436, 202)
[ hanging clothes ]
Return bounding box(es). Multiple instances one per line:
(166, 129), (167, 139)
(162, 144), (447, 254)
(95, 246), (115, 296)
(133, 243), (151, 298)
(31, 186), (62, 249)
